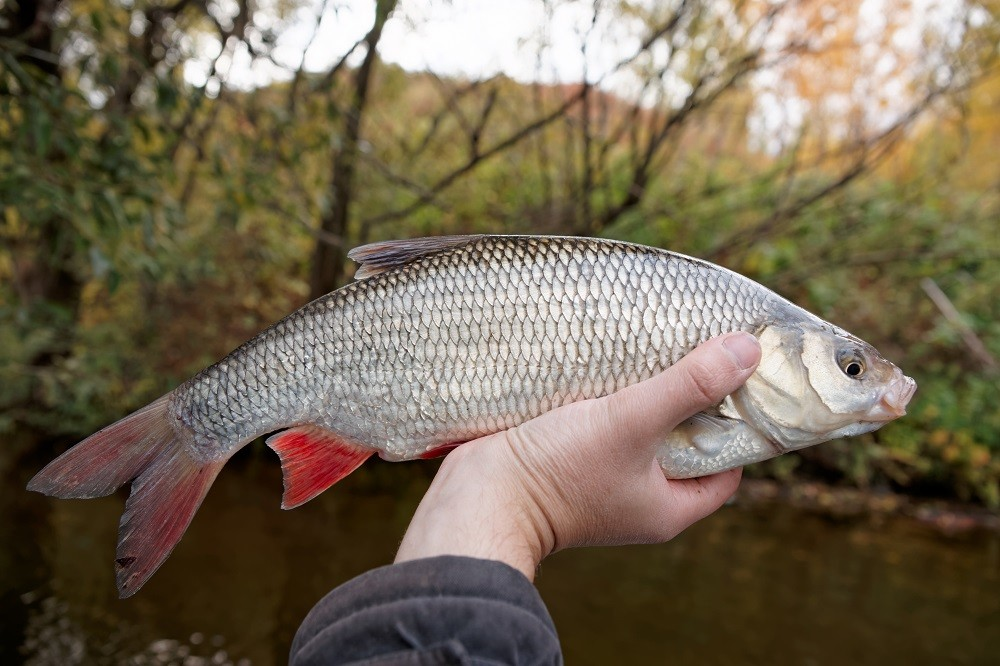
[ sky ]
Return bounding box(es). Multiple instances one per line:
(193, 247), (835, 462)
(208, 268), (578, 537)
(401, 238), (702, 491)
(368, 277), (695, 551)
(185, 0), (976, 148)
(191, 0), (657, 90)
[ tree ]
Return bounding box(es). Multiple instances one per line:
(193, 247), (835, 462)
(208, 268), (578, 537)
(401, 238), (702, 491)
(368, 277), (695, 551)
(3, 0), (998, 502)
(310, 0), (399, 297)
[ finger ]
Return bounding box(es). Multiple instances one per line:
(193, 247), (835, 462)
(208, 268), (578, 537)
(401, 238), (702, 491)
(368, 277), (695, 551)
(664, 467), (743, 514)
(603, 332), (761, 450)
(652, 467), (744, 539)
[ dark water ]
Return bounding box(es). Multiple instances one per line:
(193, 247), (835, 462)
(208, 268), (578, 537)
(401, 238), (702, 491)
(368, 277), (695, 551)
(4, 446), (999, 665)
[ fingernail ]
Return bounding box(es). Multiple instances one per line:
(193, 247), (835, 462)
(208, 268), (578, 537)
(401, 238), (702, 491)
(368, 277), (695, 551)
(723, 333), (759, 370)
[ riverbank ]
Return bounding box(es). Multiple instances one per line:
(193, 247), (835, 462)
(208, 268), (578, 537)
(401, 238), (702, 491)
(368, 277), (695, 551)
(734, 478), (1000, 535)
(11, 432), (999, 536)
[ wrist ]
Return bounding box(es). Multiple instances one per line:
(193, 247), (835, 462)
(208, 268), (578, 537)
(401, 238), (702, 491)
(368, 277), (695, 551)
(395, 442), (553, 581)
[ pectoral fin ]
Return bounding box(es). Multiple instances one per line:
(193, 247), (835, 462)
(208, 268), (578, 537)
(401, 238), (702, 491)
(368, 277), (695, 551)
(658, 414), (784, 479)
(677, 413), (740, 455)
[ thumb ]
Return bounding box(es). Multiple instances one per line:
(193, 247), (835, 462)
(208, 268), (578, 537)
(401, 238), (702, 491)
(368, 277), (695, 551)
(603, 332), (761, 450)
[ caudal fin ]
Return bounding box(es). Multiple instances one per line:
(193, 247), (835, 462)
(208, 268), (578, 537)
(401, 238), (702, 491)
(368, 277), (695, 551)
(27, 396), (175, 499)
(27, 395), (225, 598)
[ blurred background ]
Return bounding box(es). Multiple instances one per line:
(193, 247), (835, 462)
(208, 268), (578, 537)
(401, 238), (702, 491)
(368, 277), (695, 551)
(1, 0), (998, 663)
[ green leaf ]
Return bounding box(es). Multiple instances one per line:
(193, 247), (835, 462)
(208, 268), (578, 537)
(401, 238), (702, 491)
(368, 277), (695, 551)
(32, 110), (52, 157)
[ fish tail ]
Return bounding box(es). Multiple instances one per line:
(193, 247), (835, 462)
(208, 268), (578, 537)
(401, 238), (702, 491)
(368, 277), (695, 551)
(27, 395), (226, 598)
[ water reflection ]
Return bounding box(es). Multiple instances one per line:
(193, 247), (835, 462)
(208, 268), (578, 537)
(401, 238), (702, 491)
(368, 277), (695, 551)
(539, 506), (1000, 664)
(7, 450), (1000, 665)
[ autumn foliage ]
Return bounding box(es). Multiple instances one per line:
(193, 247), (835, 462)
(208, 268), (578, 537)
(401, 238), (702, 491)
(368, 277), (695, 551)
(1, 0), (998, 504)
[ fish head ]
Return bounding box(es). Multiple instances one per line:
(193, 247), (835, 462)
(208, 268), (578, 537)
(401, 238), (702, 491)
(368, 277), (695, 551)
(737, 323), (917, 450)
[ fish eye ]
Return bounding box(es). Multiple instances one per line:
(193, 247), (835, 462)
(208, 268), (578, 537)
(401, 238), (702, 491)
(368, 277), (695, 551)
(837, 349), (866, 379)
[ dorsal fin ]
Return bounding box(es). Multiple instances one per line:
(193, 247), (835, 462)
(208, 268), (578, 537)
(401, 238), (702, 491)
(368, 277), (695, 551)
(348, 235), (484, 280)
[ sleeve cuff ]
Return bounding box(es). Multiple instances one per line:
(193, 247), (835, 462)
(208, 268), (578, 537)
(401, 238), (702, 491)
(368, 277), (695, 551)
(290, 555), (561, 665)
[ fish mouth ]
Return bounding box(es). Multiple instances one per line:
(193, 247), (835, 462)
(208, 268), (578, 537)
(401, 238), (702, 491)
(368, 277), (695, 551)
(866, 373), (917, 422)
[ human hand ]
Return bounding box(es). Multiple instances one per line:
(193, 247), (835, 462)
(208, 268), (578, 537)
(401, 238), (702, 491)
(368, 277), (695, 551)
(394, 332), (762, 580)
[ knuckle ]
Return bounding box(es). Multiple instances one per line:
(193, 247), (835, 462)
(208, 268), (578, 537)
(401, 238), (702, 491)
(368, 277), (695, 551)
(682, 357), (723, 405)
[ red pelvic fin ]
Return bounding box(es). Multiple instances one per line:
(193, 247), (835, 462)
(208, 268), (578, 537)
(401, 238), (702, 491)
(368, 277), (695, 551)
(419, 441), (466, 460)
(266, 426), (372, 510)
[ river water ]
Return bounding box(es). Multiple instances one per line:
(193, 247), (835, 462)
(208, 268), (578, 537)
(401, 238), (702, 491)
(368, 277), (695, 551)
(4, 447), (999, 665)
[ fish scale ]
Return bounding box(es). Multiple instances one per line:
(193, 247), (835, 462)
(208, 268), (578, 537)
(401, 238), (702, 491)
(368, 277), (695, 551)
(169, 236), (768, 462)
(27, 234), (915, 597)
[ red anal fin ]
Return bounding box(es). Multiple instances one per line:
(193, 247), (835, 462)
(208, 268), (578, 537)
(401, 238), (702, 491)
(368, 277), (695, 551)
(419, 441), (468, 460)
(266, 426), (372, 509)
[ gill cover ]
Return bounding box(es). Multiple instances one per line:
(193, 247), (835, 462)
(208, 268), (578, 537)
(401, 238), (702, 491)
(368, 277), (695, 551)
(740, 325), (815, 434)
(736, 325), (885, 449)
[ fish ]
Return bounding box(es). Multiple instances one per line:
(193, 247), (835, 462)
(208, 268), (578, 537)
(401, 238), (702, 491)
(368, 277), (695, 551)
(27, 234), (916, 596)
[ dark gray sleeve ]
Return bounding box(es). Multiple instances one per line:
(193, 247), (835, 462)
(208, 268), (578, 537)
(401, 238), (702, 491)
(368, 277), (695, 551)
(290, 555), (562, 666)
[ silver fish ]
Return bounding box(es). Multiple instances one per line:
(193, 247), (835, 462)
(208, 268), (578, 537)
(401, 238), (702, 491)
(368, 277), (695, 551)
(28, 235), (915, 596)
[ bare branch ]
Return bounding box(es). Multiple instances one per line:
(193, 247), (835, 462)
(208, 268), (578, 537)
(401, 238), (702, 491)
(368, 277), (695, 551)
(922, 278), (999, 373)
(287, 0), (333, 114)
(360, 84), (591, 228)
(310, 0), (398, 296)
